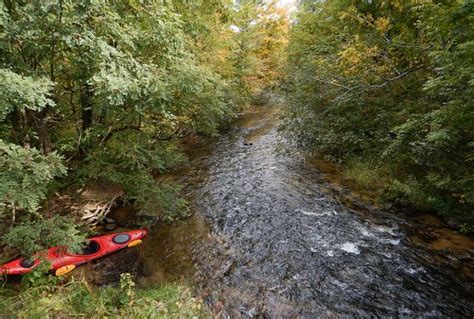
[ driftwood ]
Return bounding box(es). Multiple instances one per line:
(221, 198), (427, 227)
(43, 185), (124, 226)
(78, 195), (120, 226)
(71, 184), (125, 226)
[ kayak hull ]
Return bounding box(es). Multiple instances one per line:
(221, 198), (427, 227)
(0, 229), (147, 276)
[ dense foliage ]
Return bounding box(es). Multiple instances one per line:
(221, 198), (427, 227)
(0, 0), (289, 254)
(3, 216), (85, 257)
(283, 0), (473, 227)
(0, 140), (66, 221)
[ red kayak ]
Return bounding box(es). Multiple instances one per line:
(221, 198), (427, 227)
(0, 229), (147, 276)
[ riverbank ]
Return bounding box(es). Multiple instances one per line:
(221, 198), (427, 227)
(305, 155), (474, 284)
(309, 154), (474, 235)
(0, 278), (206, 318)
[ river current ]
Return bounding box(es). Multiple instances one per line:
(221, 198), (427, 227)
(136, 104), (474, 317)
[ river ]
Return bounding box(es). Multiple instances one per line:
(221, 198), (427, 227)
(133, 103), (474, 317)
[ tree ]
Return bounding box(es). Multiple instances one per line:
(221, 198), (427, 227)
(283, 0), (473, 226)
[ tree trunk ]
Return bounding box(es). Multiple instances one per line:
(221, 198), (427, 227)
(9, 108), (27, 146)
(36, 108), (52, 155)
(38, 119), (52, 155)
(81, 82), (93, 131)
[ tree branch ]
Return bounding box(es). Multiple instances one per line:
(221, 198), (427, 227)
(100, 125), (142, 147)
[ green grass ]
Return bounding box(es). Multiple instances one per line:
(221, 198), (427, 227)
(342, 159), (390, 193)
(0, 276), (208, 319)
(342, 158), (433, 209)
(341, 157), (474, 229)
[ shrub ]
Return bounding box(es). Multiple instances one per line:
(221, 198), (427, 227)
(3, 216), (86, 258)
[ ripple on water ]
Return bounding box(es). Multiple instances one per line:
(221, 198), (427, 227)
(296, 208), (337, 217)
(338, 242), (361, 255)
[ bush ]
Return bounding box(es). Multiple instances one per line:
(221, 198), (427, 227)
(0, 141), (67, 220)
(2, 216), (86, 258)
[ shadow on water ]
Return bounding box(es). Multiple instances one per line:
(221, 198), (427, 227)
(106, 103), (473, 317)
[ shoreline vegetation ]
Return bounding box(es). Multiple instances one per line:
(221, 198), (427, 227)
(282, 0), (473, 231)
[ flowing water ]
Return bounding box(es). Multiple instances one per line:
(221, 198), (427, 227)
(135, 104), (473, 317)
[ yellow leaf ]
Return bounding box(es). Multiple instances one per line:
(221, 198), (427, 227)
(375, 17), (390, 33)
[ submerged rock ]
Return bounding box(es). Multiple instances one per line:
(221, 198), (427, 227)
(104, 217), (115, 224)
(104, 223), (116, 231)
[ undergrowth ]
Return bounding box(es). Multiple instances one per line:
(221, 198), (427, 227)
(342, 157), (474, 231)
(0, 274), (207, 318)
(342, 159), (389, 193)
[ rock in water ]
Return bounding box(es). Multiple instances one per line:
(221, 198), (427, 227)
(104, 217), (115, 224)
(104, 223), (116, 231)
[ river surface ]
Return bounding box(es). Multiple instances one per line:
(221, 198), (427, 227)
(135, 104), (473, 317)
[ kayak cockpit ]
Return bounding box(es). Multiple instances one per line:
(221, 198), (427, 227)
(79, 240), (100, 255)
(19, 259), (35, 268)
